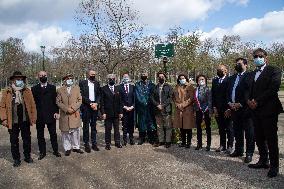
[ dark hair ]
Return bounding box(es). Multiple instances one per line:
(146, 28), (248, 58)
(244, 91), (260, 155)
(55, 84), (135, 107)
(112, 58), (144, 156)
(177, 74), (189, 84)
(157, 71), (166, 78)
(196, 74), (207, 85)
(235, 57), (248, 65)
(253, 48), (268, 56)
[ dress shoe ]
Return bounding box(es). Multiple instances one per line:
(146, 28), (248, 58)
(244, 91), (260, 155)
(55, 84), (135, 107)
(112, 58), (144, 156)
(130, 139), (135, 145)
(13, 159), (21, 167)
(244, 155), (252, 163)
(206, 146), (210, 151)
(216, 146), (226, 152)
(185, 144), (191, 149)
(248, 161), (270, 169)
(53, 151), (61, 157)
(179, 143), (186, 147)
(226, 147), (234, 155)
(24, 157), (34, 163)
(72, 149), (84, 154)
(105, 145), (111, 150)
(165, 143), (171, 148)
(195, 145), (202, 150)
(115, 144), (122, 148)
(137, 138), (145, 145)
(229, 151), (243, 157)
(84, 144), (91, 153)
(38, 153), (46, 160)
(153, 142), (160, 147)
(92, 145), (100, 151)
(267, 167), (279, 178)
(123, 141), (127, 146)
(65, 150), (71, 156)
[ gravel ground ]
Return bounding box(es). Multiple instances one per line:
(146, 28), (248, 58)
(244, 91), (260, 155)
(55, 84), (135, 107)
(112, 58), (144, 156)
(0, 94), (284, 189)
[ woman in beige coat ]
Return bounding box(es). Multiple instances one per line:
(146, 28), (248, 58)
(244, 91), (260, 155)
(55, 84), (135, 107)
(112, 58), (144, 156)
(56, 74), (83, 156)
(173, 74), (195, 148)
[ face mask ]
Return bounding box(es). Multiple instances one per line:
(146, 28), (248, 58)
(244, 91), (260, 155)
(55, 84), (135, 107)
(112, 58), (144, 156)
(89, 76), (96, 81)
(217, 69), (224, 78)
(179, 79), (186, 85)
(66, 79), (74, 86)
(15, 80), (24, 88)
(254, 57), (265, 67)
(39, 76), (48, 83)
(108, 79), (115, 86)
(199, 80), (206, 86)
(122, 77), (130, 84)
(141, 76), (147, 81)
(158, 78), (165, 84)
(235, 63), (243, 73)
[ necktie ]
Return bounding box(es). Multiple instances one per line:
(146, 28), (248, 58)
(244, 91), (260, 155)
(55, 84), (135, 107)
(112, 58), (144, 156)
(111, 86), (114, 93)
(125, 84), (128, 94)
(256, 67), (262, 72)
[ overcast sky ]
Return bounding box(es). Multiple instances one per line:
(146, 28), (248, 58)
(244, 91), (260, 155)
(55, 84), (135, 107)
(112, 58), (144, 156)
(0, 0), (283, 52)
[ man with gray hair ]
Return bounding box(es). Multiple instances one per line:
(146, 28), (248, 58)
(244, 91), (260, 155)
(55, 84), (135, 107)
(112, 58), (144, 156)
(100, 74), (123, 150)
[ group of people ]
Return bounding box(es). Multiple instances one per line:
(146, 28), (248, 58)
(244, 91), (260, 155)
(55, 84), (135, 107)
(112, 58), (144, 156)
(0, 48), (282, 178)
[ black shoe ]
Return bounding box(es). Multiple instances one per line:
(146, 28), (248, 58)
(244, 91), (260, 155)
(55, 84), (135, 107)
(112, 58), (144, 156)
(53, 151), (61, 157)
(216, 146), (226, 152)
(195, 145), (202, 150)
(137, 139), (144, 145)
(123, 141), (127, 146)
(229, 151), (243, 157)
(115, 144), (122, 148)
(226, 147), (234, 155)
(165, 143), (171, 148)
(206, 146), (210, 151)
(179, 143), (186, 147)
(72, 149), (84, 154)
(92, 145), (100, 151)
(160, 142), (165, 146)
(244, 155), (252, 163)
(105, 145), (111, 150)
(13, 160), (21, 167)
(248, 161), (270, 169)
(84, 144), (91, 153)
(24, 157), (33, 163)
(65, 150), (71, 156)
(38, 153), (46, 160)
(185, 144), (191, 149)
(130, 139), (135, 145)
(153, 142), (160, 147)
(267, 167), (279, 178)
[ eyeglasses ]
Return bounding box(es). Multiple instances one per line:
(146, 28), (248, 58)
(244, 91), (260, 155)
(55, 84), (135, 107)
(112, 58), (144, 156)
(253, 55), (264, 59)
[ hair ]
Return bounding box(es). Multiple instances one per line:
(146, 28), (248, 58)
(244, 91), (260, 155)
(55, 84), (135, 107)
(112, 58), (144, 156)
(235, 57), (248, 65)
(86, 68), (96, 75)
(176, 74), (189, 84)
(253, 48), (268, 56)
(156, 71), (167, 79)
(196, 74), (207, 85)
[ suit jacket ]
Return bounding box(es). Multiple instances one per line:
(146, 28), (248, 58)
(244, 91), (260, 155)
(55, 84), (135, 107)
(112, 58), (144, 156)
(246, 65), (283, 117)
(151, 82), (173, 115)
(211, 76), (230, 112)
(31, 83), (59, 123)
(79, 80), (101, 107)
(119, 83), (135, 108)
(100, 85), (123, 118)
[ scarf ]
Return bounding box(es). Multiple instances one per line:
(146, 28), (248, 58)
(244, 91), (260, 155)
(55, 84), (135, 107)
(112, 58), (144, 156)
(11, 84), (24, 105)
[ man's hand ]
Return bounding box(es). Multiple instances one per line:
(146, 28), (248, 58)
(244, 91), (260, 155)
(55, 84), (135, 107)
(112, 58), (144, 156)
(119, 114), (123, 119)
(102, 114), (106, 120)
(248, 99), (257, 110)
(224, 109), (231, 118)
(90, 103), (98, 110)
(157, 104), (163, 111)
(2, 120), (8, 127)
(213, 107), (218, 117)
(54, 113), (60, 120)
(67, 108), (74, 114)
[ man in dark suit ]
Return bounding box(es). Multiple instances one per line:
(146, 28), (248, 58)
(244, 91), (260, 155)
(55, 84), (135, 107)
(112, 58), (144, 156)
(211, 65), (234, 154)
(246, 48), (283, 178)
(31, 71), (61, 160)
(226, 58), (255, 163)
(79, 69), (101, 153)
(119, 73), (135, 146)
(100, 74), (123, 150)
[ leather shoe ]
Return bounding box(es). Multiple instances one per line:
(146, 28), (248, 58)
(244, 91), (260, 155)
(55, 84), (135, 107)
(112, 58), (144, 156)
(65, 150), (71, 156)
(248, 161), (270, 169)
(53, 151), (61, 157)
(267, 167), (279, 178)
(105, 145), (111, 150)
(185, 144), (191, 149)
(195, 145), (202, 150)
(92, 145), (100, 151)
(72, 149), (84, 154)
(216, 146), (226, 152)
(244, 155), (252, 163)
(206, 146), (210, 151)
(84, 144), (91, 153)
(165, 143), (171, 148)
(179, 143), (186, 147)
(229, 151), (243, 157)
(13, 159), (21, 167)
(123, 141), (127, 146)
(38, 153), (46, 160)
(24, 157), (34, 163)
(153, 142), (160, 147)
(115, 144), (122, 148)
(130, 139), (135, 145)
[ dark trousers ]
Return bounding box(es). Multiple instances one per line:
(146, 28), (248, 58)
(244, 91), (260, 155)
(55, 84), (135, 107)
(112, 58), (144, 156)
(196, 111), (211, 147)
(253, 115), (279, 168)
(82, 108), (98, 146)
(36, 121), (59, 154)
(122, 110), (134, 141)
(232, 115), (255, 156)
(215, 110), (234, 149)
(105, 117), (120, 145)
(180, 128), (192, 145)
(9, 121), (31, 160)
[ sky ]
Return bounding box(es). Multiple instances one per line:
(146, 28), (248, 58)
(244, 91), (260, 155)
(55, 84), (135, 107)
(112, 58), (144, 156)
(0, 0), (283, 53)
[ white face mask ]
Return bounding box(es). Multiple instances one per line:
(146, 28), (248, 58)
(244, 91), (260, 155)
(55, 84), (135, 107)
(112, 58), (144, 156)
(179, 79), (186, 85)
(66, 79), (74, 86)
(199, 80), (205, 86)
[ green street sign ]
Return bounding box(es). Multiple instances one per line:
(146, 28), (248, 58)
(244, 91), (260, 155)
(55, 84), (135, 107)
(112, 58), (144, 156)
(155, 43), (174, 58)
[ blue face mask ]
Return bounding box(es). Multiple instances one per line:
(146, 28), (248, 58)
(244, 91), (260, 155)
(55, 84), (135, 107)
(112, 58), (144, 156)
(15, 80), (24, 88)
(66, 79), (74, 86)
(254, 57), (265, 67)
(179, 79), (186, 85)
(122, 77), (130, 84)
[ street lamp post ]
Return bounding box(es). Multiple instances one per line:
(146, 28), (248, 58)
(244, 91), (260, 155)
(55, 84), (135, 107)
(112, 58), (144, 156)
(40, 45), (46, 71)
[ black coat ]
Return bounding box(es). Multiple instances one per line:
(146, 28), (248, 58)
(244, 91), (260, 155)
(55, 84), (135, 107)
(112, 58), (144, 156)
(246, 65), (283, 117)
(100, 85), (123, 118)
(119, 84), (135, 108)
(151, 83), (173, 115)
(31, 83), (59, 123)
(79, 80), (101, 107)
(212, 76), (230, 111)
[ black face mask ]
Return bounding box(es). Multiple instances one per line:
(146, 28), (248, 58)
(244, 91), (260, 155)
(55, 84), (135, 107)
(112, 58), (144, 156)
(141, 76), (147, 81)
(217, 69), (224, 78)
(158, 78), (165, 84)
(39, 76), (47, 83)
(235, 63), (243, 73)
(89, 76), (96, 81)
(108, 79), (115, 86)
